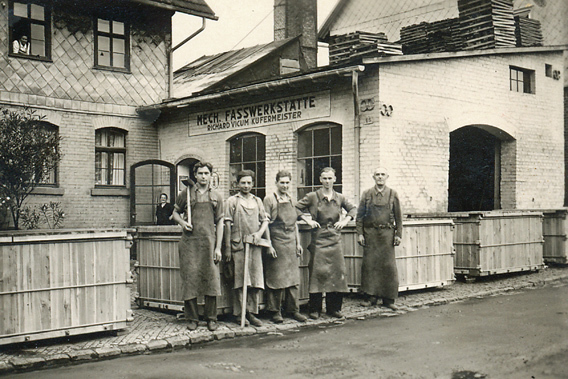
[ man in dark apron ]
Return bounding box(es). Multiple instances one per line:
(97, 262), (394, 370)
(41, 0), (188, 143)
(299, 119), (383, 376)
(296, 167), (357, 319)
(356, 167), (403, 310)
(263, 170), (307, 323)
(224, 170), (274, 327)
(172, 162), (224, 331)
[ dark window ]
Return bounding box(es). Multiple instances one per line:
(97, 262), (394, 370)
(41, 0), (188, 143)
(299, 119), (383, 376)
(95, 128), (126, 186)
(545, 64), (552, 78)
(510, 66), (535, 94)
(95, 18), (129, 71)
(297, 124), (342, 199)
(229, 133), (265, 198)
(9, 1), (50, 59)
(38, 122), (58, 185)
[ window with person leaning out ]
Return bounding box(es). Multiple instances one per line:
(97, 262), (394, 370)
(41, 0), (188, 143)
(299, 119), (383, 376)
(12, 35), (30, 55)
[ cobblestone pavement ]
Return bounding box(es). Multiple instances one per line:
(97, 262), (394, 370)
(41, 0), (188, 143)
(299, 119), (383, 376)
(1, 266), (566, 375)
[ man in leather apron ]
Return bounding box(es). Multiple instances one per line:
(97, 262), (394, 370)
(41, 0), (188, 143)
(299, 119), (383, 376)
(263, 170), (308, 323)
(356, 167), (403, 310)
(224, 170), (274, 327)
(296, 167), (357, 319)
(172, 162), (224, 331)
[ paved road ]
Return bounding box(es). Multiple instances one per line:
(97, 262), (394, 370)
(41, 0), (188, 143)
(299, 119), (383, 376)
(7, 280), (568, 379)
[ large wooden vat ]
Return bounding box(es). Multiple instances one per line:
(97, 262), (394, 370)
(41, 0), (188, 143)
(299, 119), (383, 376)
(335, 220), (455, 292)
(0, 229), (133, 345)
(135, 226), (235, 313)
(542, 209), (568, 264)
(453, 211), (544, 277)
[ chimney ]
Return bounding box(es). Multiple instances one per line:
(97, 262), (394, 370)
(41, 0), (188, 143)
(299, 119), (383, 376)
(274, 0), (317, 71)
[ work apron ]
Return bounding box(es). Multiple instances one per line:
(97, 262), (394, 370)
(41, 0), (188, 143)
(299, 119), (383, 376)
(265, 197), (300, 289)
(231, 197), (264, 290)
(360, 193), (399, 299)
(178, 196), (221, 300)
(307, 194), (348, 293)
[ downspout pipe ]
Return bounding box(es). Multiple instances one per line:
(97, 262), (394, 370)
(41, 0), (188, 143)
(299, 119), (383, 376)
(352, 70), (361, 205)
(168, 17), (206, 99)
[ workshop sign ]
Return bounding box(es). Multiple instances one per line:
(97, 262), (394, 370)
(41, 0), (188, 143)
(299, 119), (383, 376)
(188, 91), (330, 136)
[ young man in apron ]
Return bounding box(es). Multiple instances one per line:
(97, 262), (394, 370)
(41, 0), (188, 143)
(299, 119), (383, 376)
(356, 167), (403, 310)
(172, 162), (224, 331)
(263, 170), (307, 323)
(224, 170), (274, 327)
(296, 167), (357, 319)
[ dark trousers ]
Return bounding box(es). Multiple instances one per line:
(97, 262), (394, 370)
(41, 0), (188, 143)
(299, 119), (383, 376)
(309, 292), (343, 314)
(266, 285), (300, 314)
(184, 296), (217, 322)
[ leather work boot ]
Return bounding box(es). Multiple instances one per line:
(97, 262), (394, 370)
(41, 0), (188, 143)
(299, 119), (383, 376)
(327, 310), (345, 319)
(309, 311), (320, 320)
(186, 320), (198, 331)
(207, 320), (218, 331)
(246, 312), (263, 327)
(291, 312), (307, 322)
(271, 311), (284, 323)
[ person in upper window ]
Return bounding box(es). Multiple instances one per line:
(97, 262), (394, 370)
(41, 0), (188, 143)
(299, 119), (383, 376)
(13, 35), (30, 55)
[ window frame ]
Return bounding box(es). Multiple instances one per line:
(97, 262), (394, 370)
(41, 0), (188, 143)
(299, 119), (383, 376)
(37, 122), (59, 187)
(509, 66), (535, 94)
(94, 16), (130, 72)
(229, 133), (266, 199)
(8, 0), (51, 61)
(95, 128), (127, 187)
(296, 123), (342, 199)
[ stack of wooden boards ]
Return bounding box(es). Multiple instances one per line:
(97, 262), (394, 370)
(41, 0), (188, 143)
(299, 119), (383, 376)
(328, 31), (402, 65)
(397, 0), (542, 55)
(400, 18), (463, 55)
(514, 16), (543, 47)
(457, 0), (517, 49)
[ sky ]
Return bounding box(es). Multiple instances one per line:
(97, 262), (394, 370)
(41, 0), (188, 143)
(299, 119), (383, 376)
(171, 0), (340, 70)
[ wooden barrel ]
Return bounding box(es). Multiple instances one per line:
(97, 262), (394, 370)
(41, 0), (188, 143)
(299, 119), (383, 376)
(542, 209), (568, 264)
(453, 211), (544, 277)
(0, 229), (133, 345)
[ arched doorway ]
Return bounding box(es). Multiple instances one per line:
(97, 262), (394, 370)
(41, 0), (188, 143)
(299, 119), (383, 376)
(130, 160), (176, 226)
(448, 127), (501, 212)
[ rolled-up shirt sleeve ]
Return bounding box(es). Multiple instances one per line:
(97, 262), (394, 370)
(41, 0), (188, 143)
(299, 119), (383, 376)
(341, 194), (357, 219)
(213, 191), (225, 224)
(263, 195), (278, 223)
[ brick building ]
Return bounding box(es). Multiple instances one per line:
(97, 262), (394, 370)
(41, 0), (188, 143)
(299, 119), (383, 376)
(142, 0), (565, 216)
(0, 0), (216, 228)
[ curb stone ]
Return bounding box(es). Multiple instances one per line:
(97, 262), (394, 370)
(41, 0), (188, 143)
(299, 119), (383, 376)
(93, 347), (122, 359)
(43, 353), (71, 367)
(68, 349), (96, 362)
(119, 343), (148, 355)
(164, 335), (191, 349)
(9, 357), (46, 370)
(146, 340), (169, 351)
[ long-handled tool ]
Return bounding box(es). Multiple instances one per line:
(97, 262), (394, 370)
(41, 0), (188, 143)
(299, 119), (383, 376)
(181, 178), (194, 229)
(241, 234), (271, 328)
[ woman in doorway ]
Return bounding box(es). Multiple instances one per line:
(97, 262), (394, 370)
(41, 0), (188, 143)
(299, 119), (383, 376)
(156, 193), (175, 225)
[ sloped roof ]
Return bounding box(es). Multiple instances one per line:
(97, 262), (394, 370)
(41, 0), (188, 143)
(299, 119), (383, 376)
(173, 37), (297, 97)
(131, 0), (217, 19)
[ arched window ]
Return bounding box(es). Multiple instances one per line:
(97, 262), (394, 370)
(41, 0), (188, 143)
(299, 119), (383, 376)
(229, 133), (265, 198)
(297, 123), (342, 199)
(95, 128), (126, 186)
